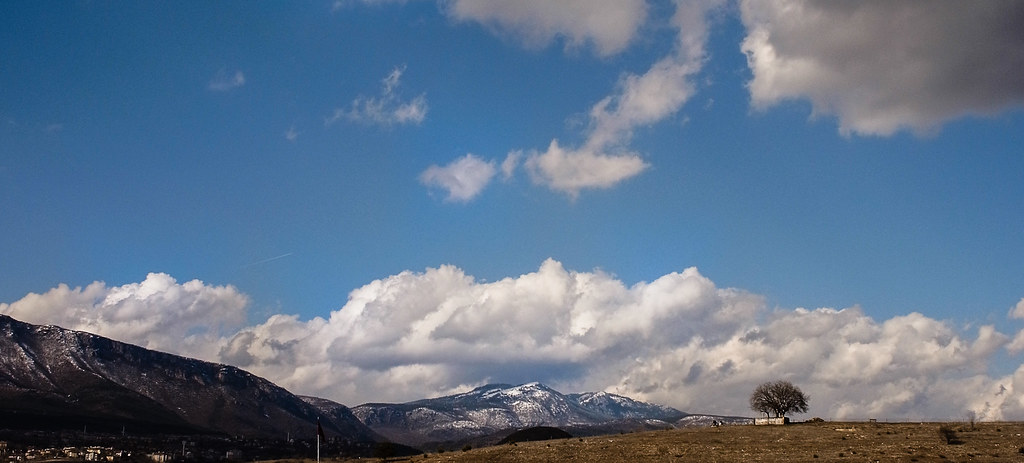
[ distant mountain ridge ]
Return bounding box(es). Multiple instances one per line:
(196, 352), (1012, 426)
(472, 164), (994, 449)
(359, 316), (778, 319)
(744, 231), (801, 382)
(0, 314), (377, 441)
(568, 390), (685, 421)
(350, 382), (690, 446)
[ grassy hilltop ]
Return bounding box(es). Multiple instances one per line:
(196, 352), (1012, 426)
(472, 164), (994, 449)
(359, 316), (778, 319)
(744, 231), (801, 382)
(308, 421), (1024, 462)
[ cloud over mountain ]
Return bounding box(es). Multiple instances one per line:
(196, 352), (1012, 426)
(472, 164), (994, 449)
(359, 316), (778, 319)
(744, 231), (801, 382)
(5, 261), (1024, 421)
(0, 273), (247, 361)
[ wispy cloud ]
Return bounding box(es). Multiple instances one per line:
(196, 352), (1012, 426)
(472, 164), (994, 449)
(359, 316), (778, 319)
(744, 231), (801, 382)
(520, 0), (720, 197)
(208, 68), (246, 92)
(430, 0), (723, 198)
(5, 262), (1024, 420)
(284, 125), (299, 141)
(327, 66), (427, 126)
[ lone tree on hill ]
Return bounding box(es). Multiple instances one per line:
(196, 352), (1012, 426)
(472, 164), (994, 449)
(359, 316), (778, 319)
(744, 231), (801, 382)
(749, 380), (809, 419)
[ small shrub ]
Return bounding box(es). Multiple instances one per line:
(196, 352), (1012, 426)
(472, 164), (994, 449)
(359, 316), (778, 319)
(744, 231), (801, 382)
(461, 445), (471, 452)
(938, 425), (963, 445)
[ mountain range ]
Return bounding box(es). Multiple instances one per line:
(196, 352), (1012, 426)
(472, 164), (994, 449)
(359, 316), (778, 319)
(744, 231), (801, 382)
(0, 314), (749, 449)
(350, 382), (698, 447)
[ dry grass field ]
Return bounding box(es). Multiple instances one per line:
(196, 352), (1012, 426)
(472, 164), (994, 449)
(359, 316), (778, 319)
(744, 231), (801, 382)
(327, 421), (1024, 462)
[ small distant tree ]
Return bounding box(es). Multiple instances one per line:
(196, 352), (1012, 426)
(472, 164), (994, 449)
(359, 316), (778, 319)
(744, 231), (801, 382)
(749, 380), (809, 419)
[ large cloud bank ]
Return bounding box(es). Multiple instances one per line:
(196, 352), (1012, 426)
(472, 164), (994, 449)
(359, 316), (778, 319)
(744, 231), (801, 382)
(4, 260), (1023, 421)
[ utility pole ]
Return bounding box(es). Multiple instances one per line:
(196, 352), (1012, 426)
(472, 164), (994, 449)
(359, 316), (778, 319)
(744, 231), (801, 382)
(316, 419), (324, 463)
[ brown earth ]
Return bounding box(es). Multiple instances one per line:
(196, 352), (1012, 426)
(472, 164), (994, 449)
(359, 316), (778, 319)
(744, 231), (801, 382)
(323, 421), (1024, 462)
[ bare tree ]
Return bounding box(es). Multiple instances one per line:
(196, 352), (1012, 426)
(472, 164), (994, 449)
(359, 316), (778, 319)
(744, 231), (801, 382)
(749, 380), (809, 419)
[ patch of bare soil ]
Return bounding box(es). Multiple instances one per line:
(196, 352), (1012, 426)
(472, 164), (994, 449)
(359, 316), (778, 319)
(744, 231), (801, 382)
(346, 421), (1024, 463)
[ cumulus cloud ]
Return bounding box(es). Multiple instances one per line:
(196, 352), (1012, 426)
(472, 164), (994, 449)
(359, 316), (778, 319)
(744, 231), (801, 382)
(740, 0), (1024, 136)
(208, 68), (246, 91)
(445, 0), (648, 57)
(419, 153), (497, 202)
(327, 66), (427, 126)
(0, 273), (248, 360)
(6, 261), (1023, 420)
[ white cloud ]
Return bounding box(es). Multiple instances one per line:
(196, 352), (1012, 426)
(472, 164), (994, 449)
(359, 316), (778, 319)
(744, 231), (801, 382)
(419, 153), (497, 202)
(0, 273), (248, 361)
(523, 140), (648, 198)
(285, 125), (299, 141)
(445, 0), (648, 57)
(328, 66), (427, 126)
(208, 69), (246, 91)
(1010, 298), (1024, 319)
(740, 0), (1024, 136)
(6, 262), (1022, 420)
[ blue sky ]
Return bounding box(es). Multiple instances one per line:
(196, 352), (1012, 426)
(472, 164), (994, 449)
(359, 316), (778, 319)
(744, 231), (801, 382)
(3, 1), (1024, 419)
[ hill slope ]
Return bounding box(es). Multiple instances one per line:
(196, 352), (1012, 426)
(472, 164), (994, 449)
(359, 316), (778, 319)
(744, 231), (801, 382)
(0, 314), (377, 440)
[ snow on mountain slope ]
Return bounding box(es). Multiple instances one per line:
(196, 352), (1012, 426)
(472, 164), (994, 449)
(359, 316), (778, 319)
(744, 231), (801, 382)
(351, 382), (689, 446)
(569, 390), (686, 421)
